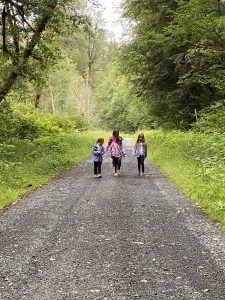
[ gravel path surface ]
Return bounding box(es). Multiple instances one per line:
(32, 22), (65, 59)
(1, 138), (225, 300)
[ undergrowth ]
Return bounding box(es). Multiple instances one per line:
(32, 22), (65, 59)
(145, 130), (225, 228)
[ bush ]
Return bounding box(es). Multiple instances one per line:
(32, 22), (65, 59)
(0, 102), (89, 141)
(0, 101), (14, 141)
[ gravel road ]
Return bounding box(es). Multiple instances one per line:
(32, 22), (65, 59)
(1, 138), (225, 300)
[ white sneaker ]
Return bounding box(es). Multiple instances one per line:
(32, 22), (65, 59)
(114, 172), (118, 176)
(97, 174), (102, 178)
(94, 175), (98, 178)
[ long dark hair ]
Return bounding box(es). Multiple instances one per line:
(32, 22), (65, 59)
(112, 129), (119, 137)
(136, 133), (145, 143)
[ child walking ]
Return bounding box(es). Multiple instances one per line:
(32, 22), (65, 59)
(106, 129), (120, 151)
(106, 129), (120, 173)
(133, 133), (147, 176)
(92, 138), (105, 178)
(109, 136), (126, 176)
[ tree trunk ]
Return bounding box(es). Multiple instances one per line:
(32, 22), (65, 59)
(51, 90), (56, 114)
(215, 0), (222, 16)
(0, 0), (58, 103)
(34, 88), (41, 109)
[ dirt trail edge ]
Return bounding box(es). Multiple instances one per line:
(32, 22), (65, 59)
(1, 138), (225, 300)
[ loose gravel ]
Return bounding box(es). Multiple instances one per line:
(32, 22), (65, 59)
(1, 138), (225, 300)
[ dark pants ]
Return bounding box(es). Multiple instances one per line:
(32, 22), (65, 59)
(94, 161), (102, 175)
(137, 155), (145, 173)
(112, 157), (121, 172)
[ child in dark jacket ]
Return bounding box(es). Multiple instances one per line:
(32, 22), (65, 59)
(92, 138), (105, 178)
(133, 133), (147, 176)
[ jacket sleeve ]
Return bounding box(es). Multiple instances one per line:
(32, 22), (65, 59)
(92, 145), (99, 155)
(108, 143), (112, 153)
(106, 137), (112, 150)
(132, 144), (137, 156)
(122, 146), (126, 155)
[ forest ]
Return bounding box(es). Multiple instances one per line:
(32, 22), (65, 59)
(0, 0), (225, 225)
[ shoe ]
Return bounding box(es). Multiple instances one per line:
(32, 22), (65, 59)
(97, 174), (102, 178)
(140, 172), (145, 176)
(114, 172), (118, 176)
(138, 172), (141, 176)
(94, 175), (98, 178)
(117, 170), (120, 175)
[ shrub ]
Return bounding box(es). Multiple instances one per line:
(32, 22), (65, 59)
(193, 101), (225, 134)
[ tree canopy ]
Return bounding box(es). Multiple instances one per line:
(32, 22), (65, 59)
(120, 0), (225, 129)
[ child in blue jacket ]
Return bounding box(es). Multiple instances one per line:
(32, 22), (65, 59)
(92, 138), (105, 178)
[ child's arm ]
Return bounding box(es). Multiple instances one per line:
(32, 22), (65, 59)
(122, 147), (127, 157)
(145, 143), (147, 158)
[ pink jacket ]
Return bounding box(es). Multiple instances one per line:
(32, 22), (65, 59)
(106, 136), (117, 151)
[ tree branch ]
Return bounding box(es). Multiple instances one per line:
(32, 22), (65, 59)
(0, 0), (59, 102)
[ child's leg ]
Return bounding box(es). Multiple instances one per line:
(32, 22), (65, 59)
(112, 157), (116, 172)
(94, 162), (98, 175)
(98, 162), (102, 174)
(118, 159), (121, 170)
(141, 156), (145, 173)
(137, 157), (141, 172)
(112, 158), (114, 167)
(113, 157), (118, 172)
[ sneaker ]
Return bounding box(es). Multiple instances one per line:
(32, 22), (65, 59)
(114, 172), (118, 176)
(117, 170), (120, 175)
(97, 174), (102, 178)
(94, 175), (98, 178)
(138, 172), (141, 176)
(140, 172), (145, 176)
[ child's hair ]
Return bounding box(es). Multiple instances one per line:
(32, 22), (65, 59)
(112, 129), (119, 136)
(97, 138), (104, 144)
(116, 136), (123, 143)
(136, 133), (145, 143)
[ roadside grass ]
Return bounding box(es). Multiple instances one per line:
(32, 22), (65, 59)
(144, 130), (225, 228)
(0, 131), (108, 209)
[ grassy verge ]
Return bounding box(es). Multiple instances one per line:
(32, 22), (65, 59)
(144, 130), (225, 228)
(0, 131), (108, 209)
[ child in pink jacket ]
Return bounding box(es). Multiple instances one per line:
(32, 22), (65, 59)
(109, 136), (126, 176)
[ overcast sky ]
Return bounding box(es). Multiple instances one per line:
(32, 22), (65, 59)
(98, 0), (123, 41)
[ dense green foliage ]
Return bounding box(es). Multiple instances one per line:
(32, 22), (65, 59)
(94, 48), (153, 132)
(0, 102), (88, 141)
(145, 130), (225, 227)
(192, 101), (225, 134)
(121, 0), (225, 129)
